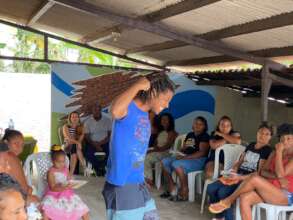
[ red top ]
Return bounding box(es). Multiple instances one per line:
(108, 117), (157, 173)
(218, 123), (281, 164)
(269, 154), (293, 193)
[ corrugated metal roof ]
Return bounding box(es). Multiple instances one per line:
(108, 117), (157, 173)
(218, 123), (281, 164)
(98, 29), (170, 50)
(87, 0), (183, 17)
(144, 45), (220, 62)
(162, 0), (293, 35)
(0, 0), (40, 23)
(35, 4), (118, 39)
(223, 25), (293, 51)
(0, 0), (293, 70)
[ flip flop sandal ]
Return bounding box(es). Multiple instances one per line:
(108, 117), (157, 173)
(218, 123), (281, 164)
(208, 200), (231, 214)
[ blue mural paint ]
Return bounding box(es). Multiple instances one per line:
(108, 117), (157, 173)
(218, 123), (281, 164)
(164, 90), (215, 119)
(51, 71), (75, 96)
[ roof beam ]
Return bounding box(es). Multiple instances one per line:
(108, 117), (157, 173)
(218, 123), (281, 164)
(268, 72), (293, 88)
(52, 0), (285, 71)
(167, 45), (293, 66)
(127, 40), (185, 54)
(143, 0), (221, 22)
(127, 11), (293, 54)
(27, 0), (55, 26)
(80, 0), (221, 43)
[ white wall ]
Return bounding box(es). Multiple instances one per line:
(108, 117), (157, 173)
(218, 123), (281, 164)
(213, 86), (293, 144)
(0, 72), (51, 151)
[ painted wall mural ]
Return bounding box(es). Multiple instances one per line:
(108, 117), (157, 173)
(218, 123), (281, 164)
(51, 63), (216, 144)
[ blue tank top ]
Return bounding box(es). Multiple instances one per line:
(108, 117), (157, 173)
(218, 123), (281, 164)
(106, 101), (151, 186)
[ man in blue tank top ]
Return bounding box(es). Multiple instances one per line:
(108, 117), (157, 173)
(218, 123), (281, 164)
(103, 72), (175, 220)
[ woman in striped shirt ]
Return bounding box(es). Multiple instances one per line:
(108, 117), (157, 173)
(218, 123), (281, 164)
(63, 111), (87, 177)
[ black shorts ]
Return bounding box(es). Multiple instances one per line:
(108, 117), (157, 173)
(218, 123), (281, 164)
(65, 144), (77, 155)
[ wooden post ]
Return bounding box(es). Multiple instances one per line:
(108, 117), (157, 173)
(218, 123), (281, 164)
(261, 65), (272, 123)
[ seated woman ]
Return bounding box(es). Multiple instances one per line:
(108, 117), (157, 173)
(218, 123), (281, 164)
(3, 129), (25, 157)
(0, 173), (27, 220)
(205, 116), (241, 179)
(148, 111), (159, 149)
(161, 116), (210, 201)
(145, 112), (178, 186)
(1, 130), (38, 203)
(62, 111), (88, 177)
(209, 123), (293, 220)
(207, 123), (273, 220)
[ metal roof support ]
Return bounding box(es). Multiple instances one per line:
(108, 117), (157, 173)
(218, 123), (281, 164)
(128, 11), (293, 54)
(52, 0), (286, 72)
(261, 65), (272, 122)
(81, 0), (221, 43)
(27, 1), (55, 26)
(0, 19), (164, 70)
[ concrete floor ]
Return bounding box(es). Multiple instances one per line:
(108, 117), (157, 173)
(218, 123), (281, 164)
(75, 176), (212, 220)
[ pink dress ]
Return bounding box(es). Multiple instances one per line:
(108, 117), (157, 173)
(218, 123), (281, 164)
(41, 167), (89, 220)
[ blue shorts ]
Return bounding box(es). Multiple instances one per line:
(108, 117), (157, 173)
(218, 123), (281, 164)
(283, 190), (293, 206)
(162, 156), (207, 174)
(102, 182), (159, 220)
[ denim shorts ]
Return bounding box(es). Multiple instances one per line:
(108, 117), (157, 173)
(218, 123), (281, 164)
(283, 190), (293, 206)
(162, 156), (207, 174)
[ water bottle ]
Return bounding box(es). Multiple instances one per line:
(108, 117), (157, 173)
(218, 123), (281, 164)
(8, 118), (14, 129)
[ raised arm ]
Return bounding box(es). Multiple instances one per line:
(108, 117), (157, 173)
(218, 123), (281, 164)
(111, 78), (150, 119)
(215, 131), (241, 144)
(275, 142), (293, 178)
(209, 138), (227, 150)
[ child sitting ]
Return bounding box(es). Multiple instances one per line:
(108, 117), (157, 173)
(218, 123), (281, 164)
(41, 145), (89, 220)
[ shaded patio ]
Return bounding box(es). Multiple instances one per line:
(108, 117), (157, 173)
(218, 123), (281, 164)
(76, 176), (213, 220)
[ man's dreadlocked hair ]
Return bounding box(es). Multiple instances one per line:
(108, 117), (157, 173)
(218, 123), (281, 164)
(135, 71), (175, 103)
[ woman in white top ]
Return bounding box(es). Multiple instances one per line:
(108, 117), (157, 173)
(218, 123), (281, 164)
(144, 112), (177, 186)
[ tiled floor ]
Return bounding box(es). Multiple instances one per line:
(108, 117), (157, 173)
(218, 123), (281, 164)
(75, 176), (213, 220)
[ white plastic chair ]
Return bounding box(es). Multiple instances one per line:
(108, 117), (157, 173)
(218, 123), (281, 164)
(200, 144), (245, 213)
(236, 202), (293, 220)
(24, 152), (69, 198)
(57, 126), (64, 145)
(256, 203), (293, 220)
(155, 134), (187, 190)
(235, 198), (256, 220)
(188, 169), (203, 202)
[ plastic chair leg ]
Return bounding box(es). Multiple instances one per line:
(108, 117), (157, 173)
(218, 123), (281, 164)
(265, 206), (277, 220)
(235, 198), (241, 220)
(195, 173), (202, 194)
(200, 179), (212, 214)
(155, 162), (162, 190)
(188, 172), (195, 202)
